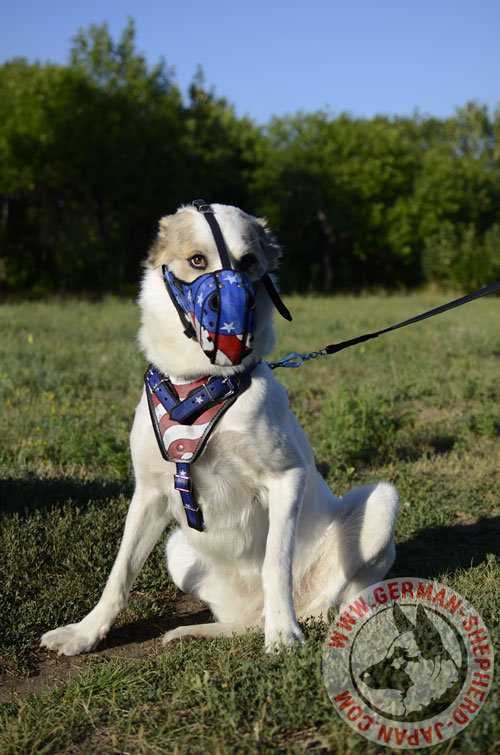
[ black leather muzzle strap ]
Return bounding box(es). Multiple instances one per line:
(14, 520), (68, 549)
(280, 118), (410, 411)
(261, 273), (292, 321)
(192, 199), (292, 322)
(192, 199), (232, 269)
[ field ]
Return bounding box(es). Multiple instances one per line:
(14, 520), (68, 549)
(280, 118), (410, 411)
(0, 293), (499, 753)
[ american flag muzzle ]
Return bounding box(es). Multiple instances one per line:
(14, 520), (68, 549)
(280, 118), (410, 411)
(163, 267), (257, 366)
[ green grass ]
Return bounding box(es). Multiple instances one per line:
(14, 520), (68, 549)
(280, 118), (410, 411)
(1, 293), (499, 753)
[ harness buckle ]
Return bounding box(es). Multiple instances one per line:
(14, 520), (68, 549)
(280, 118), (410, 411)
(150, 371), (169, 393)
(151, 379), (166, 394)
(220, 376), (237, 397)
(192, 199), (214, 214)
(182, 500), (201, 513)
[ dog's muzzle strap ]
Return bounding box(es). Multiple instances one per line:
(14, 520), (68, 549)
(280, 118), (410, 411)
(193, 199), (232, 269)
(261, 273), (292, 321)
(163, 271), (197, 340)
(193, 199), (292, 322)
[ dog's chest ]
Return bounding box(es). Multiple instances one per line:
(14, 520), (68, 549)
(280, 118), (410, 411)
(190, 431), (266, 518)
(171, 432), (269, 561)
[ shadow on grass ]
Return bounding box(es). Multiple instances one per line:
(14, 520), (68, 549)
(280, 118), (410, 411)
(102, 514), (499, 651)
(0, 476), (134, 518)
(391, 515), (500, 579)
(100, 606), (213, 653)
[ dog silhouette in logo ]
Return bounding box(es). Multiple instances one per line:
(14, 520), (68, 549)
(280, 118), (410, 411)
(360, 603), (466, 719)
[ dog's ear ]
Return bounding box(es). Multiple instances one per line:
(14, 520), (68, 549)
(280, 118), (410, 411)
(158, 215), (173, 240)
(147, 215), (173, 267)
(255, 217), (282, 272)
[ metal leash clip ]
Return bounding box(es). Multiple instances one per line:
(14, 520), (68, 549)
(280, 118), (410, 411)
(267, 349), (329, 369)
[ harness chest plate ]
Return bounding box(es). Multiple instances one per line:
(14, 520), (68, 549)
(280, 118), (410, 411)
(144, 365), (252, 531)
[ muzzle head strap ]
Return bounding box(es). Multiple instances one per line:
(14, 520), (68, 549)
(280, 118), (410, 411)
(193, 200), (292, 323)
(192, 199), (232, 270)
(261, 273), (293, 322)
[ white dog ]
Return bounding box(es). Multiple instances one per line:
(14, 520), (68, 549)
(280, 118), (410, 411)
(41, 202), (398, 655)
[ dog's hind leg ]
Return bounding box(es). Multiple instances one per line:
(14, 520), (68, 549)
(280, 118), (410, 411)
(336, 538), (396, 610)
(299, 482), (398, 617)
(166, 527), (208, 597)
(165, 528), (264, 642)
(163, 622), (255, 644)
(336, 481), (398, 602)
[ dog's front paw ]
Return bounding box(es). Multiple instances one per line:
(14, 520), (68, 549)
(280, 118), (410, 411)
(40, 620), (109, 657)
(264, 622), (305, 653)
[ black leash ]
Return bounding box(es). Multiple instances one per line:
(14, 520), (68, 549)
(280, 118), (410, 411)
(268, 280), (500, 369)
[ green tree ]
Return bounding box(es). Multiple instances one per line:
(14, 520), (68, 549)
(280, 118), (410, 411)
(406, 103), (500, 288)
(1, 17), (499, 295)
(0, 20), (186, 293)
(60, 19), (187, 289)
(0, 59), (73, 290)
(254, 111), (418, 291)
(181, 67), (261, 210)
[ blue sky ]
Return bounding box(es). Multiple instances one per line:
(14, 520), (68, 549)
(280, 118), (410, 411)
(2, 0), (499, 123)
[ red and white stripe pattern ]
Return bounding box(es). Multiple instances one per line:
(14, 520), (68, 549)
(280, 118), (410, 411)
(151, 379), (229, 461)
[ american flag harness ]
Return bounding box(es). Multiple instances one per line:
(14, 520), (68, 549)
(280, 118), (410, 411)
(144, 364), (254, 531)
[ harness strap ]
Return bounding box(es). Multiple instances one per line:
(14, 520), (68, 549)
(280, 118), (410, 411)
(147, 368), (238, 423)
(174, 462), (205, 531)
(147, 368), (179, 414)
(268, 279), (500, 369)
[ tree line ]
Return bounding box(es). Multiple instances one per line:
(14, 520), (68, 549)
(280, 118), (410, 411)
(1, 19), (500, 295)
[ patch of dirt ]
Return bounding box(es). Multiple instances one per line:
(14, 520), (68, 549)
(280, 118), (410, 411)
(418, 406), (444, 423)
(280, 728), (330, 751)
(0, 594), (210, 704)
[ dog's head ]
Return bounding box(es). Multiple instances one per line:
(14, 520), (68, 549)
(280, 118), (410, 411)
(139, 203), (285, 378)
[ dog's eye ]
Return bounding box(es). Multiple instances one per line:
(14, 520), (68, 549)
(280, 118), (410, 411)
(240, 253), (257, 270)
(189, 254), (207, 270)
